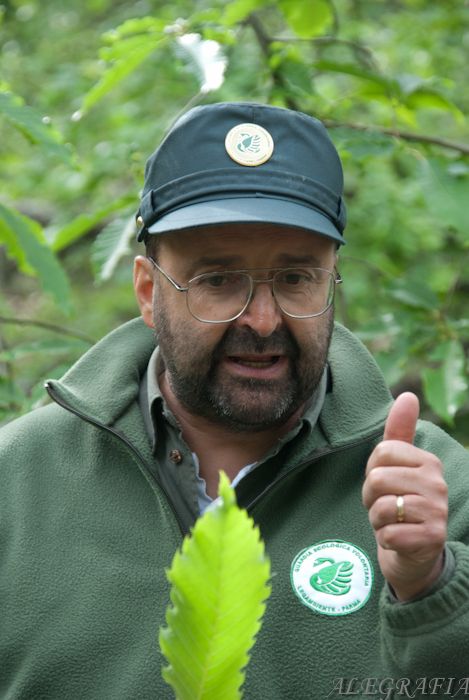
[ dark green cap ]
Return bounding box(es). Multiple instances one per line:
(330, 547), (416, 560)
(137, 102), (346, 244)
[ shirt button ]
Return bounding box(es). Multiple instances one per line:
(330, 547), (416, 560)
(169, 449), (183, 464)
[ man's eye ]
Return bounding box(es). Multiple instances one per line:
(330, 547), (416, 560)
(204, 274), (231, 288)
(280, 271), (311, 285)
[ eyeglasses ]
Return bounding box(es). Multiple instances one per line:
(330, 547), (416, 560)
(147, 257), (342, 324)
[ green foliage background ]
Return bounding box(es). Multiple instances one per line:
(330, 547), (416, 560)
(0, 0), (468, 443)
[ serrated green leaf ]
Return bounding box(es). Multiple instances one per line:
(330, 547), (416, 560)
(422, 340), (468, 424)
(0, 203), (72, 313)
(159, 472), (271, 700)
(0, 91), (72, 162)
(91, 214), (135, 282)
(279, 0), (332, 38)
(50, 194), (136, 252)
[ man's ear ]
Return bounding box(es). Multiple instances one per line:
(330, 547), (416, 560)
(133, 256), (155, 328)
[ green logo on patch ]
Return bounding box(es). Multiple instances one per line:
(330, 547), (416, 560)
(291, 540), (373, 616)
(309, 557), (353, 596)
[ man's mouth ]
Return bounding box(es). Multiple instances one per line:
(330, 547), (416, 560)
(221, 354), (289, 380)
(229, 355), (281, 368)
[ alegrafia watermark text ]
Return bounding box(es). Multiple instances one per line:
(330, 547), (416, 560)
(328, 677), (469, 699)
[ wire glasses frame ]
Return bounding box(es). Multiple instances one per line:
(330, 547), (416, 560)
(147, 256), (342, 324)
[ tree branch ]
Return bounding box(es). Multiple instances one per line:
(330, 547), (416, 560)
(322, 120), (469, 155)
(0, 316), (95, 344)
(244, 14), (299, 110)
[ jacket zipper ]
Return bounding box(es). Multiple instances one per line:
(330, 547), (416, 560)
(245, 428), (384, 514)
(45, 381), (187, 536)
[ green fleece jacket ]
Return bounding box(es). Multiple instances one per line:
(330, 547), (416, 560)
(1, 318), (469, 700)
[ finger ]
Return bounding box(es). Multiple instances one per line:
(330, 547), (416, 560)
(363, 462), (444, 508)
(364, 464), (422, 505)
(368, 494), (426, 529)
(366, 441), (428, 474)
(383, 392), (420, 444)
(374, 521), (447, 554)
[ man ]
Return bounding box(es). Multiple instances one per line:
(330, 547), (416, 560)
(1, 102), (468, 699)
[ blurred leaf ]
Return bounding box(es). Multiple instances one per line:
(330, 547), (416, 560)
(279, 0), (333, 37)
(447, 162), (469, 177)
(50, 194), (136, 252)
(275, 56), (313, 96)
(221, 0), (267, 25)
(405, 87), (463, 120)
(334, 129), (396, 160)
(313, 60), (395, 92)
(0, 361), (73, 426)
(0, 203), (72, 313)
(0, 91), (72, 163)
(375, 349), (406, 388)
(418, 159), (468, 235)
(102, 16), (166, 42)
(0, 378), (24, 413)
(422, 340), (468, 424)
(450, 319), (469, 338)
(91, 215), (135, 282)
(159, 472), (271, 700)
(389, 278), (439, 311)
(200, 25), (238, 46)
(99, 34), (159, 63)
(81, 35), (163, 114)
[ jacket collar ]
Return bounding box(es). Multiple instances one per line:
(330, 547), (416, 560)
(320, 323), (392, 444)
(47, 318), (155, 428)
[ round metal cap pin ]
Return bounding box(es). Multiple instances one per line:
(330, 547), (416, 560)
(225, 122), (274, 166)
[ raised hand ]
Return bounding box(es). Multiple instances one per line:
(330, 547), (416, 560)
(362, 392), (448, 601)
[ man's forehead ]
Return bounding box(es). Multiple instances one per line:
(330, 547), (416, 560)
(157, 223), (336, 259)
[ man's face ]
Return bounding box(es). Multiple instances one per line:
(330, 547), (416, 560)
(150, 224), (337, 432)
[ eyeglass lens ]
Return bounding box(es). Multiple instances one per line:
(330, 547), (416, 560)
(187, 269), (334, 322)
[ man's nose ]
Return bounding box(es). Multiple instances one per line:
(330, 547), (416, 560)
(234, 281), (283, 337)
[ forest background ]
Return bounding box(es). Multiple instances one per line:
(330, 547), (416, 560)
(0, 0), (468, 445)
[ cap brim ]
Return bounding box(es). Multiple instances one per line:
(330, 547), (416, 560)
(145, 197), (345, 245)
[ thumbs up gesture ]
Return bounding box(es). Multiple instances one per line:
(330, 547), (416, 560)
(362, 393), (448, 601)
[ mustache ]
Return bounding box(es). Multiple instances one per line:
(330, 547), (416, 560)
(212, 326), (299, 359)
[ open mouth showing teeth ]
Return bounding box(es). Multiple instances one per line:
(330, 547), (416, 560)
(230, 356), (280, 368)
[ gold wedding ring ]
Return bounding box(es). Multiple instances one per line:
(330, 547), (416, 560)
(396, 495), (405, 523)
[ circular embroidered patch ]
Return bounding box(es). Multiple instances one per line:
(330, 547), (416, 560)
(290, 540), (373, 616)
(225, 122), (274, 166)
